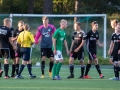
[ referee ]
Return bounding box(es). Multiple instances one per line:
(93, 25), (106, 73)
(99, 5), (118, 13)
(15, 23), (36, 79)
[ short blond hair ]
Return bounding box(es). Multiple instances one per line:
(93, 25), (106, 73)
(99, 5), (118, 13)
(18, 20), (24, 24)
(3, 18), (10, 23)
(60, 19), (67, 23)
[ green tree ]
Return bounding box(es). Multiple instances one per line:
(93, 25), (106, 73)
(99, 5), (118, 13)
(79, 0), (120, 14)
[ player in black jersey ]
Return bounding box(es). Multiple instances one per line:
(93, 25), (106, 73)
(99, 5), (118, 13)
(0, 24), (16, 78)
(67, 22), (85, 79)
(0, 18), (17, 79)
(12, 21), (24, 76)
(109, 19), (119, 64)
(108, 23), (120, 80)
(9, 27), (16, 77)
(84, 21), (104, 79)
(108, 19), (119, 80)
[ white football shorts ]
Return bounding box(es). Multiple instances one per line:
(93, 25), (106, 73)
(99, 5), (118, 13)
(54, 50), (63, 60)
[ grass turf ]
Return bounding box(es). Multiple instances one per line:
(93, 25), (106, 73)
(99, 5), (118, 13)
(0, 65), (120, 90)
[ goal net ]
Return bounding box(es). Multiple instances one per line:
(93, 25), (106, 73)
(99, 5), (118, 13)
(9, 14), (107, 59)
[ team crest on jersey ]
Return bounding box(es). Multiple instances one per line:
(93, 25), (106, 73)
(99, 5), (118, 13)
(48, 29), (51, 32)
(43, 33), (45, 35)
(96, 35), (98, 37)
(60, 38), (64, 41)
(119, 36), (120, 39)
(79, 34), (81, 37)
(91, 35), (93, 36)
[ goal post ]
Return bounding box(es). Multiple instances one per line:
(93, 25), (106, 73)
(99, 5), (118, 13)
(9, 14), (107, 58)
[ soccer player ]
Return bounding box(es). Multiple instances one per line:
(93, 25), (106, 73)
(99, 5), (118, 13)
(35, 16), (56, 78)
(52, 19), (69, 80)
(67, 22), (85, 79)
(0, 55), (3, 77)
(12, 21), (24, 76)
(108, 19), (119, 79)
(9, 27), (16, 77)
(108, 22), (120, 80)
(0, 18), (17, 79)
(109, 19), (119, 64)
(15, 23), (36, 79)
(84, 21), (104, 79)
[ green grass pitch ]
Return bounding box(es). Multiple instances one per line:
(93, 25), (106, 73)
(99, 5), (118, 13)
(0, 65), (120, 90)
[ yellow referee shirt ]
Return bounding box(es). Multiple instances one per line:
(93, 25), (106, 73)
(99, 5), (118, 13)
(17, 31), (35, 47)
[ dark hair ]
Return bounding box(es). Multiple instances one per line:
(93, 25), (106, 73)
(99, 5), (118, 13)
(3, 18), (10, 23)
(74, 22), (81, 26)
(42, 16), (49, 20)
(91, 21), (98, 26)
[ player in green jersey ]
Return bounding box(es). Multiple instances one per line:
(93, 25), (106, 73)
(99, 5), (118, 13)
(52, 19), (69, 80)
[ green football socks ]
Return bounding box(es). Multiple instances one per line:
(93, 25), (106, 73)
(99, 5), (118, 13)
(56, 62), (62, 76)
(52, 63), (57, 77)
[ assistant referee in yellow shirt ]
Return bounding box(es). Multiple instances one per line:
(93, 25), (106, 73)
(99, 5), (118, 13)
(15, 23), (36, 79)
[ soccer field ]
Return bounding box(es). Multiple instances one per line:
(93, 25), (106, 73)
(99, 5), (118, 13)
(0, 65), (120, 90)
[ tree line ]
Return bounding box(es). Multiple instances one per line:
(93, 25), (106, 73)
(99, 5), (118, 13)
(0, 0), (120, 15)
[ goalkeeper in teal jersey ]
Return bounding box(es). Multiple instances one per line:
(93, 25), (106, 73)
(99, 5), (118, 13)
(52, 19), (69, 80)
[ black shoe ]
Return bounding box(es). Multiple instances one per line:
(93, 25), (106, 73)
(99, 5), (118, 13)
(78, 76), (84, 79)
(67, 74), (74, 79)
(0, 70), (3, 77)
(30, 75), (36, 79)
(11, 74), (15, 77)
